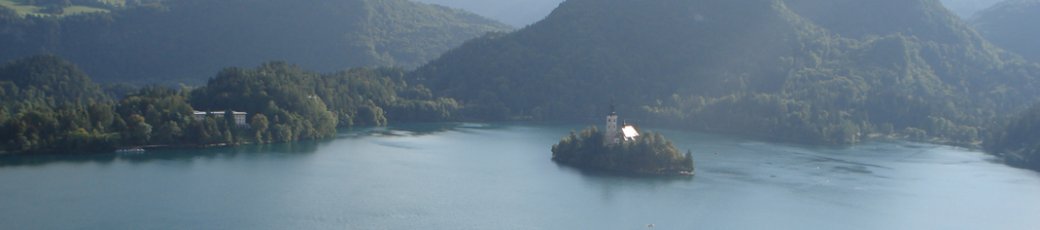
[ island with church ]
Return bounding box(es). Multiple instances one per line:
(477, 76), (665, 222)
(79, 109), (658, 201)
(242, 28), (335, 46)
(551, 106), (695, 176)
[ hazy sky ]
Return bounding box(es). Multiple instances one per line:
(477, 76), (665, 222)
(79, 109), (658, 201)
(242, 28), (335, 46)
(939, 0), (1003, 19)
(412, 0), (564, 27)
(416, 0), (1003, 27)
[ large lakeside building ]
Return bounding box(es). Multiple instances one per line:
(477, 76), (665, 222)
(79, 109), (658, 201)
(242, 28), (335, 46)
(192, 111), (248, 127)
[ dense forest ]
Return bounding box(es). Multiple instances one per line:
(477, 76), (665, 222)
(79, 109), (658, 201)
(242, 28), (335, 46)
(552, 127), (694, 175)
(411, 0), (1040, 146)
(986, 103), (1040, 171)
(0, 0), (510, 84)
(972, 0), (1040, 61)
(0, 55), (459, 154)
(190, 62), (461, 142)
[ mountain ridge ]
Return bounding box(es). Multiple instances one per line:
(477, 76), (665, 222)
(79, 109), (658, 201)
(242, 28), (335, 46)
(0, 0), (511, 84)
(972, 0), (1040, 61)
(411, 0), (1040, 145)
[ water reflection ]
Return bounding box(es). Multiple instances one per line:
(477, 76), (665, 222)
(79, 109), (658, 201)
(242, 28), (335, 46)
(0, 122), (488, 168)
(354, 122), (496, 138)
(0, 153), (121, 168)
(0, 140), (326, 168)
(553, 162), (694, 181)
(1, 123), (1038, 230)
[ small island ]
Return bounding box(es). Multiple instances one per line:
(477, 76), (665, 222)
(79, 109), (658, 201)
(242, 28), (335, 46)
(552, 107), (694, 176)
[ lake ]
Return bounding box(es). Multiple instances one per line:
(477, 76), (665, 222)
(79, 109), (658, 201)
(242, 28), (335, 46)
(1, 123), (1038, 229)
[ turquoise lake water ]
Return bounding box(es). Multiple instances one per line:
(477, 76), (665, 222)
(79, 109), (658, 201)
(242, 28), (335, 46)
(1, 123), (1038, 229)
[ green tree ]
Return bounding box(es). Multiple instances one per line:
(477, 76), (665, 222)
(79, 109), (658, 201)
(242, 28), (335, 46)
(250, 113), (269, 143)
(126, 114), (151, 145)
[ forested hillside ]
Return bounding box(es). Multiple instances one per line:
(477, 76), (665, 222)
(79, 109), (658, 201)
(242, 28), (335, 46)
(411, 0), (1040, 146)
(987, 103), (1040, 171)
(0, 55), (459, 154)
(973, 0), (1040, 61)
(190, 62), (460, 132)
(0, 0), (510, 84)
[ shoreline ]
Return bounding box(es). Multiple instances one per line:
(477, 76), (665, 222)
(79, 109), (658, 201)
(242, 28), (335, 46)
(0, 121), (990, 156)
(552, 159), (695, 177)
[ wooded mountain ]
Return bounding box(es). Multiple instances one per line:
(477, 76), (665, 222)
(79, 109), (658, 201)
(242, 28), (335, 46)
(0, 55), (460, 154)
(0, 55), (108, 107)
(411, 0), (1040, 145)
(972, 0), (1040, 61)
(987, 103), (1040, 171)
(0, 0), (510, 84)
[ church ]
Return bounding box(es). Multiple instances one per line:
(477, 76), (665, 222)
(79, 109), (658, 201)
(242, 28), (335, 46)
(604, 106), (640, 145)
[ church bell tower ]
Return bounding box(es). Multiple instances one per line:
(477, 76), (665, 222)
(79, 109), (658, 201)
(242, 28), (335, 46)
(605, 105), (618, 145)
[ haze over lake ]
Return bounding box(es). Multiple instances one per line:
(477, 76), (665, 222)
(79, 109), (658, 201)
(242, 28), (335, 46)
(1, 123), (1037, 230)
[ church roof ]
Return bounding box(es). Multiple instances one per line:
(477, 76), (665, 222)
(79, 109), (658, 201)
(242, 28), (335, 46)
(622, 125), (639, 139)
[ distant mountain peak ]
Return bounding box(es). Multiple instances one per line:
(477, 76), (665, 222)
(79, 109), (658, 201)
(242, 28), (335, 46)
(0, 0), (511, 84)
(785, 0), (978, 43)
(411, 0), (1040, 146)
(973, 0), (1040, 61)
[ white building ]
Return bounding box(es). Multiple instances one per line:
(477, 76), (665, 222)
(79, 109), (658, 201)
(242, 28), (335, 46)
(621, 125), (640, 141)
(604, 106), (639, 145)
(193, 111), (248, 126)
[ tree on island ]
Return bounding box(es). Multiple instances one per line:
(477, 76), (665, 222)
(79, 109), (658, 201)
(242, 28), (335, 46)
(552, 126), (694, 176)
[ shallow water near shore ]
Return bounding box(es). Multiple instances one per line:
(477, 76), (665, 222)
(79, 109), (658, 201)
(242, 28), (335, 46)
(1, 122), (1038, 229)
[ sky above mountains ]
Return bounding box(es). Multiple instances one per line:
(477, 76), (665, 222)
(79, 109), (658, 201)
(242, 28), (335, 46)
(413, 0), (563, 27)
(939, 0), (1003, 18)
(415, 0), (1002, 27)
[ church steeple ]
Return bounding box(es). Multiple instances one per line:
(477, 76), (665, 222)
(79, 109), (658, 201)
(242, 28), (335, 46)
(605, 104), (619, 145)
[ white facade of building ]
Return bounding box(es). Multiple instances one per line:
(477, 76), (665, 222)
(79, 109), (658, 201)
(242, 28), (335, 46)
(604, 106), (639, 145)
(622, 125), (640, 141)
(193, 111), (248, 126)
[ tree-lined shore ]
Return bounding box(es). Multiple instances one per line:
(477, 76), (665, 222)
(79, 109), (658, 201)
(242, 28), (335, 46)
(0, 56), (459, 154)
